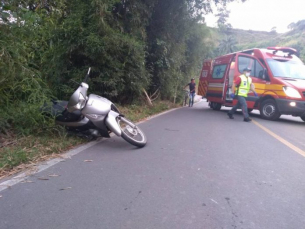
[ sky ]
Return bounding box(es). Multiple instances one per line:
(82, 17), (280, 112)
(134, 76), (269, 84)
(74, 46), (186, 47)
(204, 0), (305, 33)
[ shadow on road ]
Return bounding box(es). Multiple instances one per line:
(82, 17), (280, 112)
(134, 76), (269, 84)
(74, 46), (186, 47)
(192, 101), (304, 126)
(216, 108), (305, 126)
(95, 137), (146, 152)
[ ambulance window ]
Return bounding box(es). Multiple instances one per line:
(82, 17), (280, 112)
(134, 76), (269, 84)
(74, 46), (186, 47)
(238, 56), (252, 73)
(212, 64), (227, 79)
(238, 56), (264, 78)
(253, 60), (264, 79)
(259, 58), (266, 67)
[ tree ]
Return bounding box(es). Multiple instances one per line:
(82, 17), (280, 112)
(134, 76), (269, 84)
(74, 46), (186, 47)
(217, 35), (237, 54)
(287, 22), (296, 31)
(215, 7), (232, 34)
(295, 20), (305, 31)
(270, 26), (277, 33)
(0, 0), (247, 134)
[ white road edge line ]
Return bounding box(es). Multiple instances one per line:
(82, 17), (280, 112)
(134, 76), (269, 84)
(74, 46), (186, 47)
(0, 140), (101, 192)
(0, 102), (198, 192)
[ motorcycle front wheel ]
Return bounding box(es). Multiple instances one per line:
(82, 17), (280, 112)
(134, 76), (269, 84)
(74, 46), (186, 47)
(117, 117), (147, 148)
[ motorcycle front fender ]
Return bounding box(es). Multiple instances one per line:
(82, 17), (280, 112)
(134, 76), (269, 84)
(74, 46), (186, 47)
(105, 110), (121, 136)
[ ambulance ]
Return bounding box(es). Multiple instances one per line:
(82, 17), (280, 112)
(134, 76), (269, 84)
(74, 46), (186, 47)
(197, 47), (305, 121)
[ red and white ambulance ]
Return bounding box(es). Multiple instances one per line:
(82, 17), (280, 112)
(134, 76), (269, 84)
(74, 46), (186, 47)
(197, 47), (305, 121)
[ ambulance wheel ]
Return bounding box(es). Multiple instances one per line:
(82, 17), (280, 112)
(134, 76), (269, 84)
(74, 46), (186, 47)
(211, 102), (221, 110)
(259, 99), (281, 121)
(301, 116), (305, 122)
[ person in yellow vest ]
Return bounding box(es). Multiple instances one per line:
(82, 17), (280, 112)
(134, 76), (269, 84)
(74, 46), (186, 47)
(227, 67), (258, 122)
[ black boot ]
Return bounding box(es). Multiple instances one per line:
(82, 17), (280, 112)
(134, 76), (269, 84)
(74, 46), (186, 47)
(227, 113), (234, 119)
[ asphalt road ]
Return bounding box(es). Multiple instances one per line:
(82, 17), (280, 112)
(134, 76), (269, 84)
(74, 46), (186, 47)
(1, 101), (305, 229)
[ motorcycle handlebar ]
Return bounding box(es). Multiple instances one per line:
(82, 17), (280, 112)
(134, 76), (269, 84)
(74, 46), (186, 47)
(84, 67), (91, 83)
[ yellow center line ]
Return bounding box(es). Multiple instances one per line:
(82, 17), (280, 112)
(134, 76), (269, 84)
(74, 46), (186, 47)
(252, 119), (305, 158)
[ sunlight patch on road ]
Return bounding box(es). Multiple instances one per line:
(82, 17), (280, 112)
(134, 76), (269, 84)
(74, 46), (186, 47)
(252, 120), (305, 158)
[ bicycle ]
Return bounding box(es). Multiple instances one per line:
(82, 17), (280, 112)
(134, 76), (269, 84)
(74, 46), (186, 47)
(182, 90), (189, 106)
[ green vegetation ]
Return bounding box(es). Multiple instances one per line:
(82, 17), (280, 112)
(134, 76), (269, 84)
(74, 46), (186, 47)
(233, 26), (305, 63)
(215, 20), (305, 62)
(0, 100), (179, 178)
(0, 0), (304, 176)
(1, 0), (236, 177)
(1, 0), (234, 137)
(212, 8), (305, 61)
(0, 131), (86, 178)
(118, 100), (180, 122)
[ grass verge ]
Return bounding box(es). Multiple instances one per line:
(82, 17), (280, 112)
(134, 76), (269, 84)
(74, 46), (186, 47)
(0, 100), (180, 179)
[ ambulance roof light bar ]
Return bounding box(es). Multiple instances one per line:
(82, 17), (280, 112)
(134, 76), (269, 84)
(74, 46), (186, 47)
(267, 47), (297, 56)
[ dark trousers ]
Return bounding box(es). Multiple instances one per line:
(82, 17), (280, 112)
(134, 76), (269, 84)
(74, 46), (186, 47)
(228, 96), (249, 118)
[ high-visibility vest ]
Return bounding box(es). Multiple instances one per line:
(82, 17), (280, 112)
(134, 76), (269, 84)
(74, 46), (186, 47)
(237, 74), (251, 97)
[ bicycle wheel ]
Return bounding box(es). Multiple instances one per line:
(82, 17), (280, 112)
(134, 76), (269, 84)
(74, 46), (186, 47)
(184, 94), (188, 106)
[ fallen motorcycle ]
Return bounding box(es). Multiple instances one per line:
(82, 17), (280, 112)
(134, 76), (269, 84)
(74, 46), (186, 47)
(42, 68), (147, 147)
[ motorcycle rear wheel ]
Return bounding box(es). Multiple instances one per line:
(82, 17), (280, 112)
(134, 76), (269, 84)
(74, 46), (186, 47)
(117, 117), (147, 148)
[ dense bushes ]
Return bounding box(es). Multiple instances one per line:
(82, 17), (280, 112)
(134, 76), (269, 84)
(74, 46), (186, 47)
(1, 0), (240, 135)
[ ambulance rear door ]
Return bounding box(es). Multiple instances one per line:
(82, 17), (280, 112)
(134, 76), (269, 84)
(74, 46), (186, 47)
(198, 60), (212, 97)
(207, 55), (234, 106)
(222, 55), (237, 104)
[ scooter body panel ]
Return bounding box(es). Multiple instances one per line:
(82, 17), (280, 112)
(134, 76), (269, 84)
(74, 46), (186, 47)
(81, 94), (121, 135)
(67, 83), (89, 113)
(82, 94), (111, 115)
(105, 110), (121, 136)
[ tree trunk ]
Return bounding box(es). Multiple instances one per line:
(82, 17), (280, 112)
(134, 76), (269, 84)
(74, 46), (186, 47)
(142, 88), (153, 106)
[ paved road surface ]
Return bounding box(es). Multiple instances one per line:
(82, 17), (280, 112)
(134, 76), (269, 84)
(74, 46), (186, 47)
(1, 100), (305, 229)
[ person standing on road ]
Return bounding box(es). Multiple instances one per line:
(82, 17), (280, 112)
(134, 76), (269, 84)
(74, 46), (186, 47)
(227, 67), (258, 122)
(184, 78), (196, 107)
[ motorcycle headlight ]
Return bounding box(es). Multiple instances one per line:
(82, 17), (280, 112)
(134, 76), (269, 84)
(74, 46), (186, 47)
(74, 93), (87, 109)
(283, 86), (301, 98)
